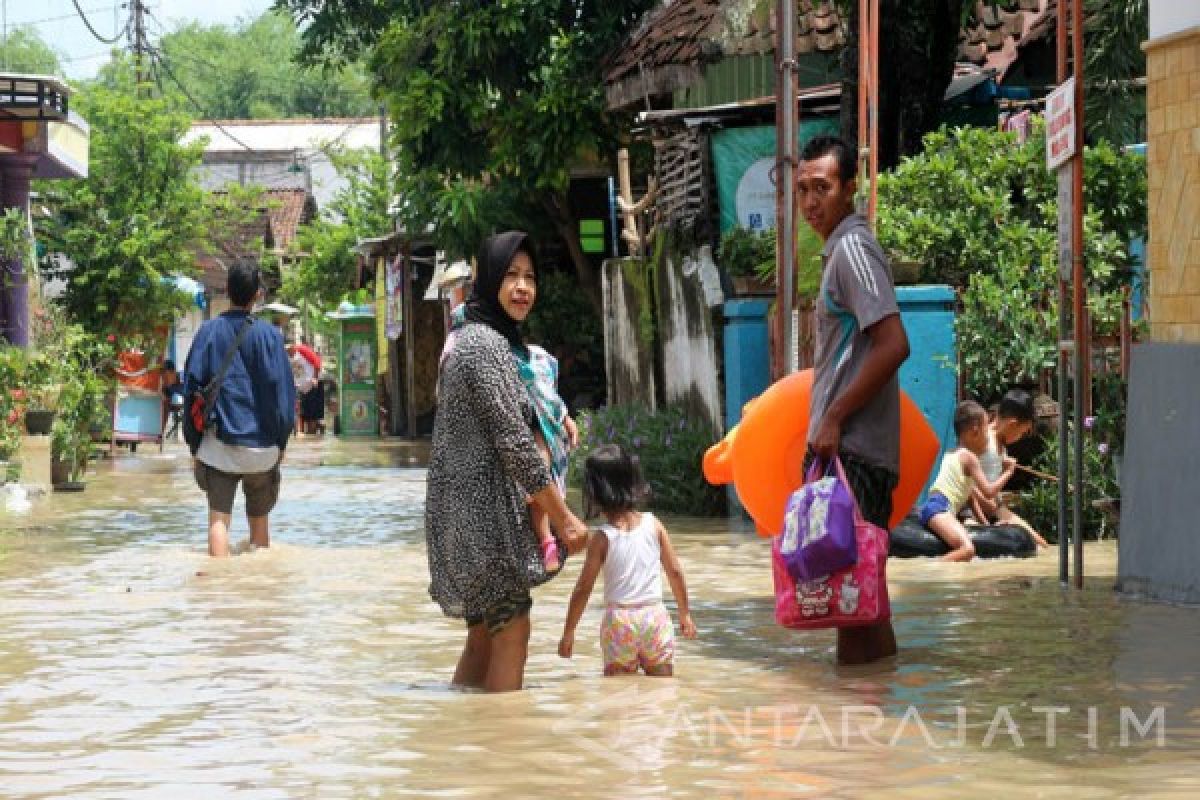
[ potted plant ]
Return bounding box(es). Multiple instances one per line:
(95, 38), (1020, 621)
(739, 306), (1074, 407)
(21, 348), (62, 435)
(718, 226), (776, 296)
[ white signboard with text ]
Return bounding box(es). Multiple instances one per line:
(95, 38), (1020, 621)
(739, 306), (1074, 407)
(1046, 78), (1076, 171)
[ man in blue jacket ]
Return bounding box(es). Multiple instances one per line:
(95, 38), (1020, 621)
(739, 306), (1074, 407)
(184, 263), (295, 557)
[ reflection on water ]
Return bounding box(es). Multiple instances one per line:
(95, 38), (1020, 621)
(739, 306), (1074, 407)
(2, 439), (1199, 798)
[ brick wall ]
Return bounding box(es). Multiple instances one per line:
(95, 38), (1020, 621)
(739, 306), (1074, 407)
(1146, 28), (1200, 342)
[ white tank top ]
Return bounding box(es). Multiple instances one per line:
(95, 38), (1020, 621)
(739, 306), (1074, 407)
(979, 430), (1004, 482)
(601, 512), (663, 606)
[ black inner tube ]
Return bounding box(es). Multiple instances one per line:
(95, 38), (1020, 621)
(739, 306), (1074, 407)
(889, 515), (1037, 559)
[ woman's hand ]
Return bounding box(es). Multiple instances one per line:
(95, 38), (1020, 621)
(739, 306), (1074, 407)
(558, 517), (590, 556)
(679, 613), (697, 639)
(558, 632), (575, 658)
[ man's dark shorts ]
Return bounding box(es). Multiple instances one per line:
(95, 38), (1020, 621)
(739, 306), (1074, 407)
(465, 591), (534, 636)
(804, 451), (898, 530)
(194, 460), (281, 517)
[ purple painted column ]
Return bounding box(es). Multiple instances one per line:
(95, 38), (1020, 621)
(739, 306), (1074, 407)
(0, 156), (36, 348)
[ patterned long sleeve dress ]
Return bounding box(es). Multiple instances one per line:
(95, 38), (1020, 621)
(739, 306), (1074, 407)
(425, 323), (556, 621)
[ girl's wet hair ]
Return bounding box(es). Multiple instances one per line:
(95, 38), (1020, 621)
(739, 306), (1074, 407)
(582, 443), (649, 518)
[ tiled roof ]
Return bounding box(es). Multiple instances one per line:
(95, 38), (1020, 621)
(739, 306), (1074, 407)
(958, 0), (1057, 82)
(606, 0), (1057, 110)
(604, 0), (844, 110)
(194, 198), (275, 291)
(263, 188), (317, 251)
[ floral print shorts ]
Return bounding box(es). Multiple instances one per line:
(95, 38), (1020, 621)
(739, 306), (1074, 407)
(600, 603), (675, 675)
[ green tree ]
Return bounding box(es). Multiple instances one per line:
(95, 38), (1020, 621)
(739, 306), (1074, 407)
(283, 147), (392, 311)
(1085, 0), (1148, 145)
(148, 10), (375, 119)
(276, 0), (658, 309)
(0, 26), (64, 75)
(33, 77), (211, 338)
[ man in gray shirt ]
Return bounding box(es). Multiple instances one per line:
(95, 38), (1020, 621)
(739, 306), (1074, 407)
(799, 135), (910, 665)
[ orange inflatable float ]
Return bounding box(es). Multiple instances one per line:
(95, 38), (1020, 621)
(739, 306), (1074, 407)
(703, 369), (940, 534)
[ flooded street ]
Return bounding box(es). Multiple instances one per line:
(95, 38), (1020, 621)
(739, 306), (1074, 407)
(1, 438), (1199, 799)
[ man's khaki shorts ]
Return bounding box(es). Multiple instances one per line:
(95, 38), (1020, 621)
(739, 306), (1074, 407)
(194, 460), (281, 517)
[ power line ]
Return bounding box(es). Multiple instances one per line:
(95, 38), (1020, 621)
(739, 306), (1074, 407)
(72, 0), (125, 45)
(150, 46), (258, 152)
(7, 5), (114, 27)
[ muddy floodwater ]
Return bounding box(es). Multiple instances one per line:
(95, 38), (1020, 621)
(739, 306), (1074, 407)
(1, 439), (1198, 799)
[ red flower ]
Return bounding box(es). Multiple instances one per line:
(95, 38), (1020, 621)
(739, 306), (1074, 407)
(6, 410), (17, 425)
(8, 389), (24, 401)
(106, 334), (116, 343)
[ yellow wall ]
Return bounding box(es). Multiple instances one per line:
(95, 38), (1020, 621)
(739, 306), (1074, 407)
(1145, 27), (1200, 342)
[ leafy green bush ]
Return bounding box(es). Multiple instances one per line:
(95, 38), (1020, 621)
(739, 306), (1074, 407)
(1016, 422), (1122, 543)
(876, 122), (1146, 403)
(569, 405), (726, 517)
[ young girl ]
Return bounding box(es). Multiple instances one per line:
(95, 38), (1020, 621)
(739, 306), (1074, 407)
(558, 444), (697, 676)
(440, 303), (576, 571)
(916, 400), (1017, 562)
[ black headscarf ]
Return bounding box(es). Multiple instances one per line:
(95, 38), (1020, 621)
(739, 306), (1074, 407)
(465, 231), (535, 356)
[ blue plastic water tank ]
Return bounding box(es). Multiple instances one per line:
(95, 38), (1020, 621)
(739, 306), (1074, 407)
(722, 299), (772, 431)
(896, 285), (957, 503)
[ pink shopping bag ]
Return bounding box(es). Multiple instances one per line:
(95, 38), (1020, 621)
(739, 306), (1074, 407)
(772, 467), (891, 629)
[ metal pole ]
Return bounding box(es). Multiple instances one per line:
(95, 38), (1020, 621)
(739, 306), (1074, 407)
(1071, 0), (1087, 590)
(404, 245), (417, 439)
(867, 0), (880, 226)
(775, 0), (797, 377)
(1056, 0), (1070, 584)
(857, 0), (869, 196)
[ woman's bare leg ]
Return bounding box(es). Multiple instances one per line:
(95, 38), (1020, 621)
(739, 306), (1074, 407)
(484, 614), (530, 692)
(453, 623), (492, 689)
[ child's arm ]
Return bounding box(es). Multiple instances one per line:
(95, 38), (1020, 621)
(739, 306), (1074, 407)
(563, 414), (579, 450)
(963, 450), (1016, 500)
(657, 520), (697, 639)
(559, 532), (607, 658)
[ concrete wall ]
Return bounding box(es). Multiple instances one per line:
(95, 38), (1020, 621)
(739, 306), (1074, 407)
(1145, 25), (1200, 343)
(655, 249), (723, 434)
(1149, 3), (1200, 39)
(602, 258), (657, 410)
(1117, 343), (1200, 604)
(1118, 15), (1200, 605)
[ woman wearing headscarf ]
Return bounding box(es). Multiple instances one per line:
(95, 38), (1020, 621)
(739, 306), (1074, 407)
(426, 231), (589, 692)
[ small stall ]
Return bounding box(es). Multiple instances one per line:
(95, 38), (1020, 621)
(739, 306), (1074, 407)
(111, 339), (169, 453)
(328, 303), (378, 437)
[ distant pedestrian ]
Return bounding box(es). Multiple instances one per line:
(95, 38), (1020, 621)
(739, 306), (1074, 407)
(184, 264), (295, 557)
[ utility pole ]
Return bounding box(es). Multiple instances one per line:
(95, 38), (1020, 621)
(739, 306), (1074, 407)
(773, 0), (798, 379)
(132, 0), (147, 89)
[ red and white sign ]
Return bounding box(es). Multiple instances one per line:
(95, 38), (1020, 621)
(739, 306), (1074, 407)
(1046, 77), (1076, 171)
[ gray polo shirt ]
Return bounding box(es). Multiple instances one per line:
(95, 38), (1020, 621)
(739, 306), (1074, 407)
(807, 212), (902, 474)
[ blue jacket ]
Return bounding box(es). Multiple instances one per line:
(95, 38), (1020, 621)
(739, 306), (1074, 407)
(183, 310), (295, 451)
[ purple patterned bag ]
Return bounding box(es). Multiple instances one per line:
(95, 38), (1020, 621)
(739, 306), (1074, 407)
(778, 458), (858, 581)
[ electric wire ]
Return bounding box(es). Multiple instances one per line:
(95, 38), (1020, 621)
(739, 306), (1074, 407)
(71, 0), (125, 45)
(149, 46), (257, 152)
